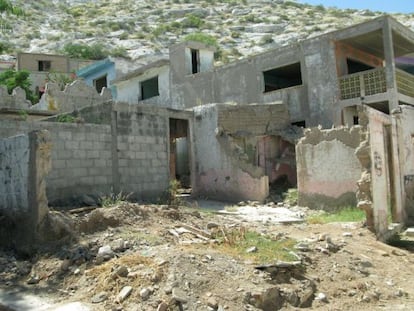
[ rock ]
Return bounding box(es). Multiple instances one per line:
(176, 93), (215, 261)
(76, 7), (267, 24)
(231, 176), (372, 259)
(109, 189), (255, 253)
(207, 297), (219, 309)
(157, 302), (168, 311)
(342, 232), (353, 237)
(91, 292), (108, 303)
(26, 275), (40, 285)
(231, 8), (251, 16)
(113, 265), (129, 278)
(172, 288), (188, 303)
(140, 287), (152, 300)
(117, 286), (133, 303)
(316, 292), (328, 302)
(299, 288), (315, 308)
(246, 246), (258, 253)
(79, 194), (97, 206)
(97, 245), (114, 259)
(294, 242), (310, 252)
(404, 227), (414, 237)
(360, 260), (373, 268)
(318, 234), (327, 241)
(250, 287), (283, 311)
(206, 222), (219, 230)
(112, 238), (126, 252)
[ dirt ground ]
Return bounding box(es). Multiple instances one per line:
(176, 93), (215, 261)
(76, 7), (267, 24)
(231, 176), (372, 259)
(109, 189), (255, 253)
(0, 200), (413, 311)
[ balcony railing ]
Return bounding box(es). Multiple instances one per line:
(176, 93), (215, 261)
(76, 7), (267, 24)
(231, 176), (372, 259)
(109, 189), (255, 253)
(396, 68), (414, 98)
(339, 68), (387, 100)
(339, 67), (414, 100)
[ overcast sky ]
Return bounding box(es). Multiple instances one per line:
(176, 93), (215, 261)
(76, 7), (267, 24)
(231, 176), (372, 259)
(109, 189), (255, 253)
(298, 0), (414, 14)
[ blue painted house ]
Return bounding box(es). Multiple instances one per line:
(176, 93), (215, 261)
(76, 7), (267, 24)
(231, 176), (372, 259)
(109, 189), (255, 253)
(76, 58), (116, 97)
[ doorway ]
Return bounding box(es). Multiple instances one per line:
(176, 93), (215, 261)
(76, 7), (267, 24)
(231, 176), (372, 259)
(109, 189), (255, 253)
(169, 118), (191, 192)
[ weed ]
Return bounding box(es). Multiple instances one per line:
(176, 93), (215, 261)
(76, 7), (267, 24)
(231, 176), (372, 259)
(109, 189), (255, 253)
(307, 206), (365, 224)
(213, 227), (297, 264)
(99, 191), (132, 207)
(283, 188), (298, 206)
(17, 110), (28, 121)
(56, 114), (76, 123)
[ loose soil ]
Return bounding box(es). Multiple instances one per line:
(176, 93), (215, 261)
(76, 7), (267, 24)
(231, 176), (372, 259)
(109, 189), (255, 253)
(0, 201), (413, 311)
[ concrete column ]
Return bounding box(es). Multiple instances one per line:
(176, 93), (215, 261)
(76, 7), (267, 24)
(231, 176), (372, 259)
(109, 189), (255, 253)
(382, 18), (399, 112)
(111, 108), (120, 193)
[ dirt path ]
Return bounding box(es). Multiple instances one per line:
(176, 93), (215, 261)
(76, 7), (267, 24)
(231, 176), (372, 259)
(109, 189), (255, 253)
(0, 201), (413, 311)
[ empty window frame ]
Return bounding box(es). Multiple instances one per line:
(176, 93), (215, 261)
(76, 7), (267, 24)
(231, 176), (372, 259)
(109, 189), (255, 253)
(346, 58), (374, 74)
(191, 49), (200, 74)
(38, 60), (51, 72)
(94, 75), (107, 93)
(140, 76), (159, 100)
(263, 62), (302, 93)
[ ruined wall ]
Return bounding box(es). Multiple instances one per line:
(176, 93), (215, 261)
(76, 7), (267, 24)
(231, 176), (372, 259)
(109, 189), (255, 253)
(0, 86), (32, 110)
(395, 106), (414, 225)
(113, 103), (170, 200)
(0, 130), (51, 250)
(31, 80), (112, 113)
(192, 103), (291, 202)
(296, 126), (362, 210)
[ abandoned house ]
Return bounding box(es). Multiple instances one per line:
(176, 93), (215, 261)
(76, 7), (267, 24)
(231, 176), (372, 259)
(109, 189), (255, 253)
(1, 15), (414, 248)
(16, 52), (93, 99)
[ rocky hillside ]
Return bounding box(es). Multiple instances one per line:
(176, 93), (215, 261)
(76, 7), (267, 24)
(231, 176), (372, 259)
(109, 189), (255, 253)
(2, 0), (414, 63)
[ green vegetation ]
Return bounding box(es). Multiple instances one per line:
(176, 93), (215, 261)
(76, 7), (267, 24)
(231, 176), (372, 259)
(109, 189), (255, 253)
(99, 191), (132, 207)
(62, 43), (108, 60)
(47, 72), (75, 91)
(17, 110), (28, 121)
(0, 0), (24, 15)
(213, 228), (297, 263)
(307, 206), (366, 224)
(56, 114), (76, 123)
(283, 188), (298, 206)
(0, 69), (36, 103)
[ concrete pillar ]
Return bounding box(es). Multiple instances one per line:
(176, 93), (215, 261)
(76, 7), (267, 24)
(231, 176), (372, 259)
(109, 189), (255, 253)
(382, 18), (399, 112)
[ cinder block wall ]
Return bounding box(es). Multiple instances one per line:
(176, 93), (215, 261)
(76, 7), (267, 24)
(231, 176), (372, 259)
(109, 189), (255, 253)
(114, 103), (170, 200)
(0, 104), (172, 205)
(0, 120), (113, 204)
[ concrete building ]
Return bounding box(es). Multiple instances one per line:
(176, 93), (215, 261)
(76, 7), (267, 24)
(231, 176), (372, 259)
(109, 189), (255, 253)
(17, 52), (92, 99)
(75, 58), (116, 97)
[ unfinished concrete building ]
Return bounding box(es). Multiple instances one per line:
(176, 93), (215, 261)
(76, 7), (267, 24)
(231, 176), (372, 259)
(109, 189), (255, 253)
(2, 16), (414, 247)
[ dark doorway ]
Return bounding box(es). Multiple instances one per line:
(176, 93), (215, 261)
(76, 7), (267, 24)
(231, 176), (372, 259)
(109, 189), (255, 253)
(94, 75), (107, 93)
(169, 118), (191, 190)
(346, 58), (374, 74)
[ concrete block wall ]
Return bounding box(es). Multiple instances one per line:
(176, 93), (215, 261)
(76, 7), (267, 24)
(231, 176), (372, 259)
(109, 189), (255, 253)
(0, 120), (113, 204)
(0, 130), (51, 250)
(114, 103), (170, 200)
(296, 126), (362, 210)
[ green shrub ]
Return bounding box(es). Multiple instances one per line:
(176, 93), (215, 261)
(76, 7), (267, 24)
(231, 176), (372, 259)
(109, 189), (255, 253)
(182, 14), (204, 28)
(0, 69), (36, 103)
(62, 43), (108, 60)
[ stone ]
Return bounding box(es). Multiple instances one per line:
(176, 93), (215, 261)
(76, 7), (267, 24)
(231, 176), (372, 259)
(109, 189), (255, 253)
(207, 222), (219, 230)
(316, 292), (327, 302)
(140, 287), (152, 300)
(360, 260), (373, 268)
(404, 227), (414, 237)
(117, 286), (133, 303)
(294, 242), (310, 252)
(172, 288), (188, 303)
(113, 265), (129, 278)
(299, 288), (315, 308)
(91, 292), (108, 303)
(207, 297), (219, 309)
(26, 275), (40, 285)
(342, 232), (353, 237)
(246, 246), (258, 253)
(157, 302), (168, 311)
(250, 287), (283, 311)
(97, 245), (114, 259)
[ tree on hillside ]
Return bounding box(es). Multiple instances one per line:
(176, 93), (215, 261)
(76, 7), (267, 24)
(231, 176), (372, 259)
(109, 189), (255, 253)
(0, 69), (36, 103)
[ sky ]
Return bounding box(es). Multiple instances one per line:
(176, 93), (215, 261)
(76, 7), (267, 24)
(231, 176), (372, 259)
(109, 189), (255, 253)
(298, 1), (414, 14)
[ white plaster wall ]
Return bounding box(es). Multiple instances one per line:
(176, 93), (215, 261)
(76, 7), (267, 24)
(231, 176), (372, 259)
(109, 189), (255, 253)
(399, 106), (414, 175)
(115, 66), (170, 106)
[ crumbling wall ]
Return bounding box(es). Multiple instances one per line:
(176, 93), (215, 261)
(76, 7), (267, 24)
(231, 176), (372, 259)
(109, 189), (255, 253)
(394, 105), (414, 225)
(192, 103), (291, 202)
(0, 130), (51, 251)
(296, 126), (362, 210)
(31, 80), (112, 113)
(0, 85), (32, 110)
